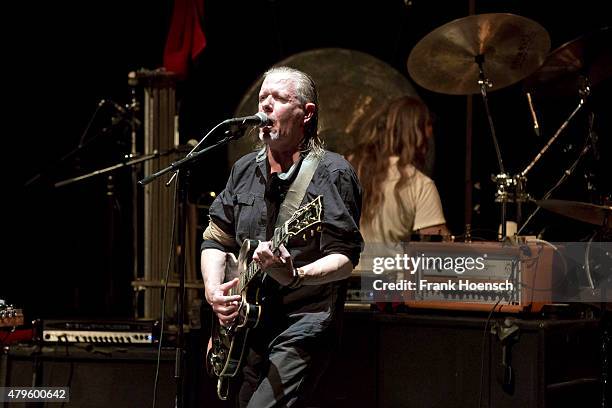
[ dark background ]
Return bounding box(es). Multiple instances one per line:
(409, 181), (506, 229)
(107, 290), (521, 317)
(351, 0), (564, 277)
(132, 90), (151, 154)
(7, 0), (610, 320)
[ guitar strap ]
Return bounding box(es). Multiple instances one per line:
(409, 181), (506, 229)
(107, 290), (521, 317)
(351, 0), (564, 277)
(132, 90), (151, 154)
(275, 150), (324, 229)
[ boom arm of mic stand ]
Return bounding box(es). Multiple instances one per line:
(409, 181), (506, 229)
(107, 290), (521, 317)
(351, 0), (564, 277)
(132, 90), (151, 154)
(25, 102), (115, 188)
(54, 152), (160, 188)
(138, 126), (243, 186)
(520, 97), (585, 178)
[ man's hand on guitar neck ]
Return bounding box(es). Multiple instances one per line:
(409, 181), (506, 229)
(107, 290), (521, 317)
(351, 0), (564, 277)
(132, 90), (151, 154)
(210, 279), (242, 326)
(252, 241), (295, 286)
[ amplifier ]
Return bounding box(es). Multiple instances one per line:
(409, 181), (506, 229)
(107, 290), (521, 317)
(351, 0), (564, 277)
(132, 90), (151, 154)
(403, 241), (554, 313)
(40, 319), (159, 345)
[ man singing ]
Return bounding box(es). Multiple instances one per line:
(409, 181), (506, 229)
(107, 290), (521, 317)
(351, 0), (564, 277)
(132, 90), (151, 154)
(201, 66), (363, 407)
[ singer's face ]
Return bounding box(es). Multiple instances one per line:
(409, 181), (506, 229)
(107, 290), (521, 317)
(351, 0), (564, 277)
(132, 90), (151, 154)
(258, 74), (306, 152)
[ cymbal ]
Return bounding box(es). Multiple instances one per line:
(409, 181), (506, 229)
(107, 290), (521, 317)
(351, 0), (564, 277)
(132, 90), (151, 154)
(535, 199), (612, 226)
(523, 26), (611, 97)
(230, 48), (434, 175)
(408, 13), (551, 95)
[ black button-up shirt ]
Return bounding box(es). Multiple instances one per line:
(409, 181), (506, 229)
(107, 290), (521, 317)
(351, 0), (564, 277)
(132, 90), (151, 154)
(202, 148), (363, 324)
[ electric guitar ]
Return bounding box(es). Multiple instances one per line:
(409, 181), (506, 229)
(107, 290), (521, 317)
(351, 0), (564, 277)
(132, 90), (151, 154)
(206, 195), (323, 400)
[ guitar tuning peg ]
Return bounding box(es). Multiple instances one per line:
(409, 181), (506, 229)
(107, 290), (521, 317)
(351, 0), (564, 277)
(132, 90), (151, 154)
(302, 233), (307, 240)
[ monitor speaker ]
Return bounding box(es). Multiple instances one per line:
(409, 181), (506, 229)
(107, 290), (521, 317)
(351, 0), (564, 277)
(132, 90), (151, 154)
(2, 344), (175, 408)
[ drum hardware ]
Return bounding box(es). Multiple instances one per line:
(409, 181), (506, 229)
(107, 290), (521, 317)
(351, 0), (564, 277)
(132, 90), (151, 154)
(519, 83), (589, 180)
(522, 26), (611, 98)
(517, 139), (594, 236)
(516, 90), (603, 234)
(517, 27), (611, 235)
(513, 80), (590, 232)
(494, 174), (529, 204)
(408, 13), (551, 240)
(519, 26), (609, 177)
(493, 174), (530, 231)
(533, 200), (611, 228)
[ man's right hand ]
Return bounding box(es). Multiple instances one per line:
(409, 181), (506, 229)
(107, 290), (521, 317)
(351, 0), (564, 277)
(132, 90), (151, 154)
(210, 278), (242, 326)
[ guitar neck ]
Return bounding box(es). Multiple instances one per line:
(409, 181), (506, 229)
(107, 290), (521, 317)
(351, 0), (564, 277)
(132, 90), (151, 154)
(232, 227), (289, 296)
(237, 261), (261, 294)
(226, 195), (322, 296)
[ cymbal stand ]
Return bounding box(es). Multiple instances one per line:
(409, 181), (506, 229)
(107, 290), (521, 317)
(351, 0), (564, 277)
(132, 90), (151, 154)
(516, 80), (592, 235)
(517, 137), (592, 235)
(475, 54), (509, 239)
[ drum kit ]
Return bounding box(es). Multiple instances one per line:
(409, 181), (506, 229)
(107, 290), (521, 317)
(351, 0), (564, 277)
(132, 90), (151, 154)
(407, 14), (611, 236)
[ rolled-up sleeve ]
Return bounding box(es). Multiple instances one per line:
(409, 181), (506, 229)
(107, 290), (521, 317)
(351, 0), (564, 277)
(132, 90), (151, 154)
(201, 166), (238, 253)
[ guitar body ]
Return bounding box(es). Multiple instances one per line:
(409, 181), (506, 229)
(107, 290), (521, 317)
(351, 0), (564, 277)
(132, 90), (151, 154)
(204, 196), (323, 401)
(206, 239), (263, 400)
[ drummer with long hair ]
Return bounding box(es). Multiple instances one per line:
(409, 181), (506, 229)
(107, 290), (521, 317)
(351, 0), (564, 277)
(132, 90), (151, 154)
(349, 96), (449, 245)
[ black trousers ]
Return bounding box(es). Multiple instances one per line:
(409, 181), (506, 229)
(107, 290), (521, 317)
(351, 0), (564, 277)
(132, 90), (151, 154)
(238, 318), (334, 408)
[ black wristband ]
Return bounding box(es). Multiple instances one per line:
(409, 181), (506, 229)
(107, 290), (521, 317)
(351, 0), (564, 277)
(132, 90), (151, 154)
(287, 267), (305, 289)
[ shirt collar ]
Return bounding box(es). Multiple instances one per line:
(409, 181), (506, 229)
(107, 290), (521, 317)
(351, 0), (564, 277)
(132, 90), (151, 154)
(255, 146), (304, 182)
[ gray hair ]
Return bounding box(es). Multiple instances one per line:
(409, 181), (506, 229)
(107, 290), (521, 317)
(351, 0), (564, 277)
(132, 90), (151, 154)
(263, 66), (323, 154)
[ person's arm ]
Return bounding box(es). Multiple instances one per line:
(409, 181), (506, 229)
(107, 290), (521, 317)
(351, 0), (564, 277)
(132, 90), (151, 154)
(295, 253), (352, 284)
(200, 163), (242, 324)
(418, 223), (450, 236)
(252, 242), (352, 286)
(201, 248), (241, 325)
(412, 176), (448, 235)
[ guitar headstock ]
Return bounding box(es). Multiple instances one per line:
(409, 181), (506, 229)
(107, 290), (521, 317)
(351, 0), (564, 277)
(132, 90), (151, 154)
(0, 303), (24, 328)
(282, 195), (323, 241)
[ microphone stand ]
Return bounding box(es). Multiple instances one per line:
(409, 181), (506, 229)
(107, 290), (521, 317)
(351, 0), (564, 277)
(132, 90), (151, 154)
(138, 121), (248, 408)
(53, 152), (160, 188)
(519, 93), (588, 178)
(24, 99), (126, 188)
(516, 81), (591, 234)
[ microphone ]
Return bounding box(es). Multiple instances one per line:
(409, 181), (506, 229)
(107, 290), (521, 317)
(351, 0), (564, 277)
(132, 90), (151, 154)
(526, 92), (540, 137)
(222, 112), (273, 127)
(99, 99), (128, 114)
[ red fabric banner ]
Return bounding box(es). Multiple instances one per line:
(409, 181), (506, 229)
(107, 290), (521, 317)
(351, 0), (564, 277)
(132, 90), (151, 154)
(163, 0), (206, 79)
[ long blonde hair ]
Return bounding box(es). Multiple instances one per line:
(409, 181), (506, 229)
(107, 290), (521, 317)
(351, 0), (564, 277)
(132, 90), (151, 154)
(349, 96), (432, 226)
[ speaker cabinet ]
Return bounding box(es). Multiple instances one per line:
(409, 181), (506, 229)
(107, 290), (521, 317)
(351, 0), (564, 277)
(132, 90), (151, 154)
(312, 310), (602, 408)
(2, 344), (175, 408)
